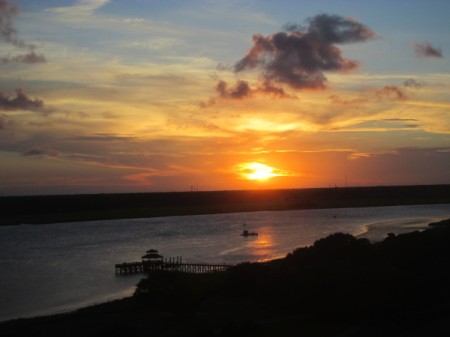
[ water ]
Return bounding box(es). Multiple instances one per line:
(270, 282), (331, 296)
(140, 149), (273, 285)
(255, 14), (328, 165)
(0, 204), (449, 322)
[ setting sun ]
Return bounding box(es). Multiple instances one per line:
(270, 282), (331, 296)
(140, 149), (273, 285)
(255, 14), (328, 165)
(241, 163), (277, 181)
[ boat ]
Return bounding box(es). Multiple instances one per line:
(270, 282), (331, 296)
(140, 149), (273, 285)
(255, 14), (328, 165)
(240, 229), (258, 237)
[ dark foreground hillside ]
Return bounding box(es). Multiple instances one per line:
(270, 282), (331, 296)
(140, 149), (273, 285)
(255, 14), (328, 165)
(1, 219), (450, 337)
(1, 184), (449, 225)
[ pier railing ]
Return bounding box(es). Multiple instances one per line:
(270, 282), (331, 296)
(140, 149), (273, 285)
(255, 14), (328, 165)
(115, 260), (233, 275)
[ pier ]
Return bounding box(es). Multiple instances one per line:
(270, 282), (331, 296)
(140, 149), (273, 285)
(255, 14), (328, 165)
(115, 261), (232, 275)
(115, 249), (233, 275)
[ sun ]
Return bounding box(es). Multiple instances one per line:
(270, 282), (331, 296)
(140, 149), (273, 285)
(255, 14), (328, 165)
(242, 162), (277, 181)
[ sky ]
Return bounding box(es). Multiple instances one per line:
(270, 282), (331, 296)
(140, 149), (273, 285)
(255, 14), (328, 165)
(0, 0), (449, 195)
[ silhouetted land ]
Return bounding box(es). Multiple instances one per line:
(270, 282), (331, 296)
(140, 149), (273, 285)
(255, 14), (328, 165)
(1, 219), (450, 336)
(1, 184), (449, 226)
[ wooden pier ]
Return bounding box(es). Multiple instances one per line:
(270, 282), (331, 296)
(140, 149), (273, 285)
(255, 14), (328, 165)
(115, 249), (233, 275)
(115, 261), (232, 275)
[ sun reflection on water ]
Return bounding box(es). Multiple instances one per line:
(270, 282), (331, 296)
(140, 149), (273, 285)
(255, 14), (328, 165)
(247, 228), (281, 262)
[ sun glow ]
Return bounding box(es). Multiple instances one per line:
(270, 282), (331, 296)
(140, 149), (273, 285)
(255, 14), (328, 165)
(241, 162), (277, 181)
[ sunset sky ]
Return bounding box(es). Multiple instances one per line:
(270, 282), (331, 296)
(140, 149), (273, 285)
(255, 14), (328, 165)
(1, 0), (449, 195)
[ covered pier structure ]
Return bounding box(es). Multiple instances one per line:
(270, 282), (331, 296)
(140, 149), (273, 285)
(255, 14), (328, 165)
(115, 249), (233, 275)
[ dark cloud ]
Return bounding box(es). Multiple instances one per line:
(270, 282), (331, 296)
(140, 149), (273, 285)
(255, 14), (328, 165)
(69, 134), (138, 142)
(382, 119), (419, 129)
(256, 81), (294, 98)
(0, 0), (46, 64)
(0, 50), (47, 64)
(216, 62), (233, 71)
(403, 78), (423, 88)
(22, 148), (59, 157)
(307, 14), (376, 44)
(330, 84), (407, 107)
(413, 41), (443, 58)
(375, 85), (407, 101)
(282, 22), (305, 33)
(216, 80), (252, 100)
(0, 88), (45, 111)
(0, 0), (20, 44)
(234, 13), (375, 90)
(383, 118), (418, 122)
(212, 79), (295, 103)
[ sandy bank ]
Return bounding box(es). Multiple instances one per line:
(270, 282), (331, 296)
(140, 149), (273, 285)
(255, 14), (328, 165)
(356, 217), (439, 241)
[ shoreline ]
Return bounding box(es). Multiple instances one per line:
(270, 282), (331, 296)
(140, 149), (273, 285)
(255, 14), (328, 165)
(0, 286), (137, 324)
(355, 216), (438, 242)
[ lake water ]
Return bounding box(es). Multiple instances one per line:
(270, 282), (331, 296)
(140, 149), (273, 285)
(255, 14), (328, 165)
(0, 204), (449, 322)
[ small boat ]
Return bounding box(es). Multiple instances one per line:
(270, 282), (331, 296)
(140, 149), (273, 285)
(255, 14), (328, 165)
(240, 229), (258, 237)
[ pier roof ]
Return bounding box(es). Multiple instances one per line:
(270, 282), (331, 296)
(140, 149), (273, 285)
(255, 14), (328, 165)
(142, 252), (163, 260)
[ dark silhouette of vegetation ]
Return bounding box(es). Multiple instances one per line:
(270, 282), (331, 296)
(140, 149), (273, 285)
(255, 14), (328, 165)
(222, 229), (450, 324)
(1, 220), (450, 336)
(132, 221), (450, 335)
(429, 217), (450, 227)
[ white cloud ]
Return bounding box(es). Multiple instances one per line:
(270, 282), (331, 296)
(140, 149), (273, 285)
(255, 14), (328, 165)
(46, 0), (109, 17)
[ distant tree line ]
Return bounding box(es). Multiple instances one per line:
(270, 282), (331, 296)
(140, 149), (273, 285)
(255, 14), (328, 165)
(1, 184), (449, 225)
